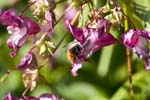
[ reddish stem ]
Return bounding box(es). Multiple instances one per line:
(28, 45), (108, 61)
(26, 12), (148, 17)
(126, 49), (134, 100)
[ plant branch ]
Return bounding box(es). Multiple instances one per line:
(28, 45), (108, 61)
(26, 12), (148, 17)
(126, 49), (134, 100)
(38, 73), (56, 91)
(56, 0), (67, 4)
(19, 1), (36, 16)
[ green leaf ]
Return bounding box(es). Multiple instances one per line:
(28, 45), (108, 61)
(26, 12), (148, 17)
(97, 45), (115, 77)
(111, 71), (150, 100)
(97, 29), (120, 77)
(57, 82), (108, 100)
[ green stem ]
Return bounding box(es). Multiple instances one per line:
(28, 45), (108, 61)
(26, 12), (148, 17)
(123, 4), (134, 100)
(38, 73), (56, 92)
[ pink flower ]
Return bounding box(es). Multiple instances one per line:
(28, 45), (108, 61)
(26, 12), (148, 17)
(0, 9), (40, 57)
(121, 29), (150, 70)
(66, 19), (116, 76)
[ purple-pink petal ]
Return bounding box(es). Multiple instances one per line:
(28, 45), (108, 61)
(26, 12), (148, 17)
(66, 21), (86, 44)
(6, 26), (28, 57)
(71, 63), (82, 77)
(140, 30), (150, 39)
(7, 40), (19, 57)
(0, 9), (17, 26)
(21, 17), (40, 35)
(121, 29), (138, 48)
(18, 52), (37, 70)
(97, 18), (111, 35)
(93, 33), (116, 52)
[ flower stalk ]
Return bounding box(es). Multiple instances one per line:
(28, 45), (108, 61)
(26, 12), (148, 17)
(123, 4), (134, 100)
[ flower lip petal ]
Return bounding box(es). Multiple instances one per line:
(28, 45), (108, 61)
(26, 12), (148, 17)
(93, 33), (116, 52)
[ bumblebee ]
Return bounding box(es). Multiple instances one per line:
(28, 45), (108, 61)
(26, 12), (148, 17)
(67, 41), (82, 63)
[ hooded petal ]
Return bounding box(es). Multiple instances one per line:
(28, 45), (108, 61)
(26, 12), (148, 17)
(121, 29), (139, 48)
(66, 20), (86, 44)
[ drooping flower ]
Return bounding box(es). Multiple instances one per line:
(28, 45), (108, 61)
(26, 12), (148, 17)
(0, 9), (40, 57)
(18, 52), (38, 91)
(4, 93), (62, 100)
(66, 18), (116, 76)
(18, 52), (37, 70)
(121, 29), (150, 70)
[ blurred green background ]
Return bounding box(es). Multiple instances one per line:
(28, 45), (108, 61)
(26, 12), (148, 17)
(0, 0), (150, 100)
